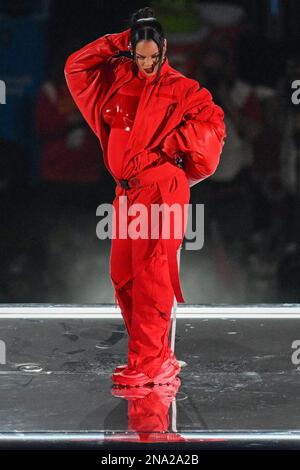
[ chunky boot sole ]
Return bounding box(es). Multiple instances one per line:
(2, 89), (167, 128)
(111, 376), (181, 399)
(112, 360), (180, 387)
(113, 363), (127, 374)
(111, 384), (153, 399)
(113, 350), (180, 374)
(111, 370), (155, 387)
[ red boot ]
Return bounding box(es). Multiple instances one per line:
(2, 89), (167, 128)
(111, 357), (180, 387)
(113, 350), (180, 375)
(111, 376), (181, 401)
(113, 363), (128, 374)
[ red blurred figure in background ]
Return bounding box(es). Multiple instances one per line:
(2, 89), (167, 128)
(35, 48), (103, 184)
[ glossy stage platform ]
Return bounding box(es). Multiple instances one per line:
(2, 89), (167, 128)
(0, 304), (300, 450)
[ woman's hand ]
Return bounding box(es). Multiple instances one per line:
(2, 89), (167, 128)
(112, 28), (131, 55)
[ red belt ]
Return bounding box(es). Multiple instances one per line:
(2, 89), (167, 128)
(116, 161), (186, 303)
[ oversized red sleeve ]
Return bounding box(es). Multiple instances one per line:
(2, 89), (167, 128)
(161, 81), (226, 187)
(64, 29), (131, 137)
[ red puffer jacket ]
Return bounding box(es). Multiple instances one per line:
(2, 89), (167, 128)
(64, 28), (226, 187)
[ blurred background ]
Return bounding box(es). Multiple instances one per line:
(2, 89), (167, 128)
(0, 0), (300, 304)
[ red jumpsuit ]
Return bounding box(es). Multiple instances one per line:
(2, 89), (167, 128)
(64, 28), (226, 380)
(101, 68), (190, 377)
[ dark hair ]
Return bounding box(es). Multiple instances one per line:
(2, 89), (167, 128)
(128, 6), (166, 85)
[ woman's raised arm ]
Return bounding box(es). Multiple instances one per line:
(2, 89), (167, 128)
(64, 29), (131, 137)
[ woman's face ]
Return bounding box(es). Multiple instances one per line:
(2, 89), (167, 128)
(133, 39), (167, 76)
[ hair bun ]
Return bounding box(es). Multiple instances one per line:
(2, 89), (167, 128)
(131, 6), (156, 26)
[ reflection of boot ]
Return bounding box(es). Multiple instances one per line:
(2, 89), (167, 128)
(112, 357), (180, 387)
(113, 349), (180, 374)
(111, 377), (182, 434)
(138, 431), (186, 443)
(112, 377), (186, 442)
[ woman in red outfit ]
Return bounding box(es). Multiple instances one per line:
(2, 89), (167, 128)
(65, 7), (226, 387)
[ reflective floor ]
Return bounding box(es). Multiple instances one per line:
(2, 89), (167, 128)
(0, 307), (300, 449)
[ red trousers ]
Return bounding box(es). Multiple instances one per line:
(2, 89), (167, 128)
(110, 162), (190, 378)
